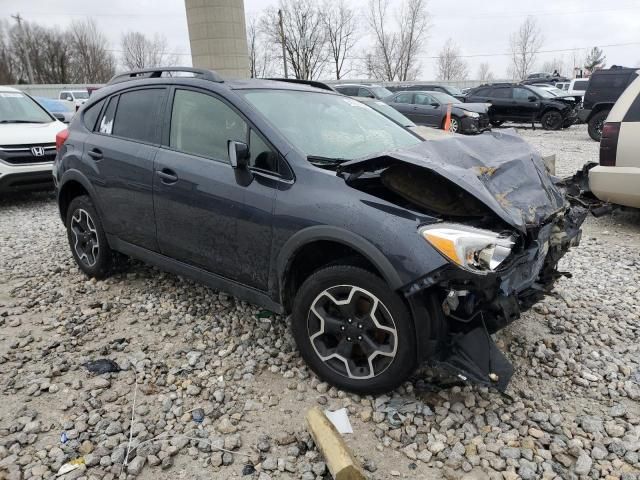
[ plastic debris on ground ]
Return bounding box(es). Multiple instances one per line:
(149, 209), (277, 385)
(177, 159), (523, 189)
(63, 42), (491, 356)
(84, 358), (120, 374)
(191, 408), (205, 423)
(323, 408), (353, 434)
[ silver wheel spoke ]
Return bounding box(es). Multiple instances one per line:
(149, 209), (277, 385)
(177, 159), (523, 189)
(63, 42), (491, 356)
(70, 209), (99, 268)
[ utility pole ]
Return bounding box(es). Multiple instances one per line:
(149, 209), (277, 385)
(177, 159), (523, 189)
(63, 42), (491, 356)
(278, 9), (288, 79)
(11, 13), (35, 84)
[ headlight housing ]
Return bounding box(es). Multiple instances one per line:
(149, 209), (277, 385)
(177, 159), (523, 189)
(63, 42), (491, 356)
(419, 223), (515, 273)
(463, 111), (480, 118)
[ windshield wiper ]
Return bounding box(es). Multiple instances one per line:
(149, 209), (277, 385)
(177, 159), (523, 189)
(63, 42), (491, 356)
(307, 155), (348, 167)
(0, 120), (47, 124)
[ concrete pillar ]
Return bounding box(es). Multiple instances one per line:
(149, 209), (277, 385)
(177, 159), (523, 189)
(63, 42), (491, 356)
(185, 0), (249, 79)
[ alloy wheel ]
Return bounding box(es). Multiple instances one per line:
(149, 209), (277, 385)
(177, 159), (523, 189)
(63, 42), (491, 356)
(307, 285), (398, 380)
(449, 118), (459, 133)
(70, 208), (100, 267)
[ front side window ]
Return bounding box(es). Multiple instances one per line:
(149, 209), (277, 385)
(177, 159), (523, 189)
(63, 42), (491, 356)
(394, 93), (413, 104)
(170, 89), (247, 162)
(369, 86), (392, 98)
(415, 93), (435, 105)
(513, 87), (532, 100)
(357, 87), (374, 98)
(112, 89), (164, 143)
(0, 91), (53, 124)
(240, 89), (421, 162)
(429, 92), (461, 105)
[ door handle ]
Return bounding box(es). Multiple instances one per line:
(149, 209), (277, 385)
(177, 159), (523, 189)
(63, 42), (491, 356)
(157, 168), (178, 184)
(87, 148), (103, 160)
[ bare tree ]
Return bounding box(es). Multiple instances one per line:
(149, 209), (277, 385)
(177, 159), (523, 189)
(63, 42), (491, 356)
(69, 19), (116, 83)
(477, 62), (493, 83)
(262, 0), (328, 80)
(321, 0), (357, 80)
(365, 0), (429, 81)
(247, 15), (276, 78)
(0, 20), (18, 83)
(509, 17), (543, 81)
(541, 57), (564, 76)
(436, 39), (468, 81)
(121, 31), (176, 70)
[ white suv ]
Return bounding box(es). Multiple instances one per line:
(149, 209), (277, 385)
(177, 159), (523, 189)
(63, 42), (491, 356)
(589, 71), (640, 208)
(59, 89), (89, 109)
(0, 87), (67, 194)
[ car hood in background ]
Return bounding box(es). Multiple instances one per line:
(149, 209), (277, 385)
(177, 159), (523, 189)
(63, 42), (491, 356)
(453, 102), (489, 114)
(0, 121), (67, 145)
(337, 129), (567, 232)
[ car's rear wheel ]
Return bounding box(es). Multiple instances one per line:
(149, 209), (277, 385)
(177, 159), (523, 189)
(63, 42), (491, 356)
(588, 110), (609, 141)
(291, 265), (416, 394)
(66, 195), (113, 279)
(541, 110), (563, 130)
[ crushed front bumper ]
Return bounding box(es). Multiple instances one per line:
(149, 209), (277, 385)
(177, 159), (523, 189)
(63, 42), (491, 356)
(405, 205), (587, 391)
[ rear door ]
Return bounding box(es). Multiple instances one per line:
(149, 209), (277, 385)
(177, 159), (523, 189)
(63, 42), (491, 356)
(85, 87), (166, 251)
(488, 87), (513, 120)
(153, 87), (278, 290)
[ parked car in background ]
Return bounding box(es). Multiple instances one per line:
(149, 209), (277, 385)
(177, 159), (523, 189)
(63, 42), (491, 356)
(386, 84), (466, 102)
(53, 67), (585, 394)
(59, 89), (89, 109)
(567, 78), (589, 100)
(35, 97), (75, 123)
(465, 83), (577, 130)
(385, 91), (490, 134)
(578, 67), (638, 141)
(531, 84), (577, 100)
(522, 72), (569, 85)
(333, 84), (393, 100)
(589, 71), (640, 208)
(0, 87), (66, 194)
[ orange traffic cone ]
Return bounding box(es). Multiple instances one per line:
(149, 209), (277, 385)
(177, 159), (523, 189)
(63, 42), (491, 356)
(443, 103), (452, 132)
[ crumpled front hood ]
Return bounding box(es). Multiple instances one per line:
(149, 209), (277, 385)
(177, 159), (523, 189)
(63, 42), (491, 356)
(337, 130), (566, 232)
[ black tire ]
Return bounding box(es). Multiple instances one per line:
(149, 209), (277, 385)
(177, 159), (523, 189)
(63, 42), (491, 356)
(65, 195), (113, 279)
(588, 110), (609, 141)
(291, 265), (416, 394)
(445, 116), (461, 133)
(541, 110), (563, 130)
(490, 119), (504, 127)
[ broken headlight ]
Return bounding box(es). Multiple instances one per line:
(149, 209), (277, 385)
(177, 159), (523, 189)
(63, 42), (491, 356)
(419, 223), (515, 272)
(463, 111), (480, 118)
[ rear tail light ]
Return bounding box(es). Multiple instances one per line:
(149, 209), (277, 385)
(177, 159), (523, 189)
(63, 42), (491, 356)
(599, 122), (620, 167)
(56, 128), (69, 151)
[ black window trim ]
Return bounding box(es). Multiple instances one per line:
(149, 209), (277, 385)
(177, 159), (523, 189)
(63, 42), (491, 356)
(160, 85), (292, 181)
(92, 85), (168, 147)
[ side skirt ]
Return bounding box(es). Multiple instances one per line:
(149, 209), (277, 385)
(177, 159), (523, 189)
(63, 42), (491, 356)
(107, 235), (284, 315)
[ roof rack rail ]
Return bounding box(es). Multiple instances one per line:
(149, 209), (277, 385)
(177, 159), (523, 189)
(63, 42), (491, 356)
(264, 78), (335, 91)
(107, 67), (224, 85)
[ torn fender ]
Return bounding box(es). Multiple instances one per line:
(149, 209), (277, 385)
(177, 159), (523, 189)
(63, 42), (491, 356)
(337, 130), (566, 233)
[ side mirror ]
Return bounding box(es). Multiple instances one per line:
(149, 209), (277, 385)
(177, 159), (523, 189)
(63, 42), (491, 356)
(228, 140), (249, 169)
(53, 113), (66, 122)
(430, 102), (440, 108)
(528, 96), (537, 102)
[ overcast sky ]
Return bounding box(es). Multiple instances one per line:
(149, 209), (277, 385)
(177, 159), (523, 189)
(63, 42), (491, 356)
(2, 0), (639, 80)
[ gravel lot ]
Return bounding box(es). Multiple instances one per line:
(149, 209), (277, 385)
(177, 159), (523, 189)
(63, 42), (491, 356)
(1, 124), (639, 480)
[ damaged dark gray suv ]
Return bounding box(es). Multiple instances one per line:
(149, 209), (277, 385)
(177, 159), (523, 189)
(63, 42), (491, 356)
(54, 68), (585, 394)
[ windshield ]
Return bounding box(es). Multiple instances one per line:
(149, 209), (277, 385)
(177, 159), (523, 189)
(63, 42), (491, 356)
(429, 91), (461, 104)
(0, 91), (53, 123)
(72, 91), (89, 99)
(444, 85), (462, 95)
(241, 90), (421, 162)
(370, 86), (392, 98)
(547, 87), (568, 97)
(365, 100), (415, 127)
(527, 86), (555, 99)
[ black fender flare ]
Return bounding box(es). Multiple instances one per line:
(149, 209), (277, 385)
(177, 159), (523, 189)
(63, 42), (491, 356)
(57, 169), (102, 222)
(276, 225), (403, 297)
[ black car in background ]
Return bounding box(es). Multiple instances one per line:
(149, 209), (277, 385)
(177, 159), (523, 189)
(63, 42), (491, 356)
(464, 83), (577, 130)
(386, 84), (466, 102)
(578, 67), (639, 141)
(385, 90), (490, 134)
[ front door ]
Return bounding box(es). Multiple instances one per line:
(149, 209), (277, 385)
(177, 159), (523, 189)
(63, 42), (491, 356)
(153, 88), (278, 290)
(85, 87), (167, 251)
(512, 87), (540, 122)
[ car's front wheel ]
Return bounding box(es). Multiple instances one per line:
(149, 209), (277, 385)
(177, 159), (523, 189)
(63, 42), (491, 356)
(291, 265), (416, 394)
(66, 195), (113, 279)
(541, 110), (563, 130)
(447, 116), (461, 133)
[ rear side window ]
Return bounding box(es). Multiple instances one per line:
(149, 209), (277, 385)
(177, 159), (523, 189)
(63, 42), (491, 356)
(590, 73), (629, 89)
(111, 89), (165, 143)
(472, 88), (491, 96)
(490, 88), (511, 98)
(336, 86), (357, 96)
(83, 99), (105, 131)
(573, 80), (589, 90)
(170, 89), (247, 162)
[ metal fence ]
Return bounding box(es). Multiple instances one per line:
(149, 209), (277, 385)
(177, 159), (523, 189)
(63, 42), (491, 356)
(6, 84), (104, 98)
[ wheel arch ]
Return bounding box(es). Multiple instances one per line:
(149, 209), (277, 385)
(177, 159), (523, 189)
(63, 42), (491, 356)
(57, 170), (100, 223)
(277, 226), (403, 313)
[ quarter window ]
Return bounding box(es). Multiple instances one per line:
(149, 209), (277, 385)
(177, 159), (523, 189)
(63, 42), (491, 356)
(83, 99), (105, 131)
(170, 89), (247, 162)
(98, 97), (118, 135)
(249, 129), (278, 173)
(111, 89), (164, 143)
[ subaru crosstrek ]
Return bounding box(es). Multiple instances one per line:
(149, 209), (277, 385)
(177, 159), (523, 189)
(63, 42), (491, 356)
(54, 68), (585, 394)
